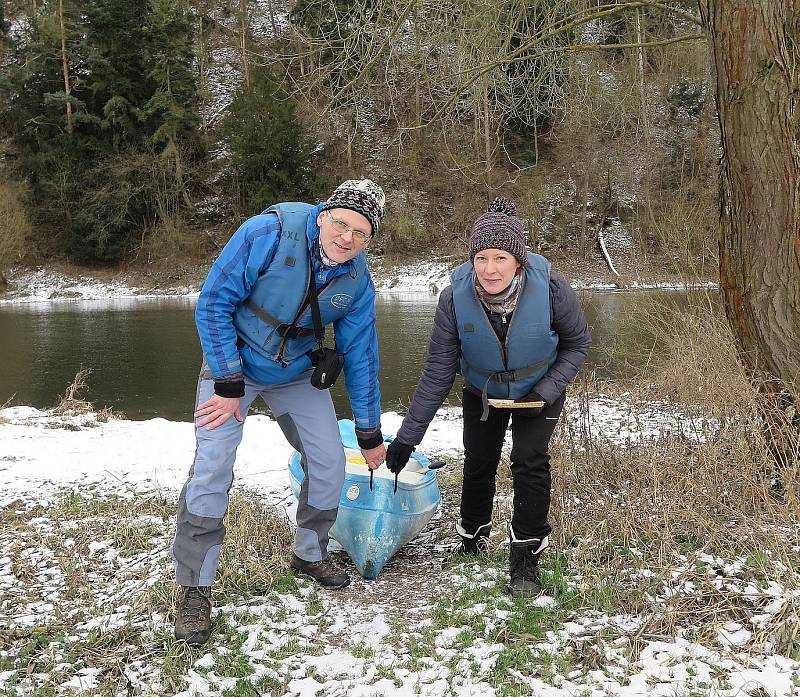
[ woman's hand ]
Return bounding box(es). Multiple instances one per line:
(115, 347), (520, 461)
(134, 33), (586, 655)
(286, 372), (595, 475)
(386, 440), (414, 474)
(513, 390), (547, 415)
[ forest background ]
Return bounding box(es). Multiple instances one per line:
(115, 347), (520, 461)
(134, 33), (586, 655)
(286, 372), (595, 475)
(0, 0), (713, 285)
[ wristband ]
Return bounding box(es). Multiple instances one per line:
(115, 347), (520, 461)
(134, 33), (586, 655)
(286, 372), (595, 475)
(214, 380), (245, 398)
(356, 429), (384, 450)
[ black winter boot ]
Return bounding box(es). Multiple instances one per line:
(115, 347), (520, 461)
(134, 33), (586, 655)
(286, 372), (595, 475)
(452, 520), (491, 556)
(508, 529), (549, 598)
(174, 586), (212, 646)
(290, 553), (351, 589)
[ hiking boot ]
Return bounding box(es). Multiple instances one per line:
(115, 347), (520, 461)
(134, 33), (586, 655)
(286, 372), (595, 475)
(174, 586), (212, 646)
(290, 553), (350, 589)
(508, 530), (549, 598)
(452, 520), (492, 557)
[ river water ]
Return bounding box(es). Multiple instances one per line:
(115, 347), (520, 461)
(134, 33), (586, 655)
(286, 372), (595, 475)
(0, 290), (697, 421)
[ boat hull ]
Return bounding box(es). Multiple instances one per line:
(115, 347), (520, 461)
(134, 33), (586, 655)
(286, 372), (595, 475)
(287, 420), (441, 579)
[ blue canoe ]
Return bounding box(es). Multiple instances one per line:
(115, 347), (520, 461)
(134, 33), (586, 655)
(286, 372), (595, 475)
(288, 419), (441, 579)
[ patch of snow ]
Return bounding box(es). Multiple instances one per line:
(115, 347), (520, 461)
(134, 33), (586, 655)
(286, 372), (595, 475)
(61, 667), (102, 691)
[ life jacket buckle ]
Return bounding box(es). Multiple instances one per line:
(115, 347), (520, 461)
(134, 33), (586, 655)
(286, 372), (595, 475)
(493, 370), (516, 383)
(277, 323), (304, 339)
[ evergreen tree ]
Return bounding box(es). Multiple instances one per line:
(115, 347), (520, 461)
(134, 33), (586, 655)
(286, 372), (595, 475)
(142, 0), (200, 210)
(223, 69), (318, 215)
(0, 0), (202, 263)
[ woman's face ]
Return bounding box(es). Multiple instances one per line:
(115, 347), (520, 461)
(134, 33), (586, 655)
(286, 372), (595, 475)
(473, 249), (521, 294)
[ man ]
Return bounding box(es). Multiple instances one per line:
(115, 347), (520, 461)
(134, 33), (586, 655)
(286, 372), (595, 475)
(172, 180), (387, 646)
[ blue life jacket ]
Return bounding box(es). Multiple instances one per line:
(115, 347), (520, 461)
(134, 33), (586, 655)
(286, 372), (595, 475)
(232, 203), (367, 367)
(452, 252), (558, 416)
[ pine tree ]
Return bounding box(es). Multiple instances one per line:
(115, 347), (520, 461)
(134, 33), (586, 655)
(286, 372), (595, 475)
(1, 0), (203, 263)
(142, 0), (200, 209)
(223, 69), (318, 215)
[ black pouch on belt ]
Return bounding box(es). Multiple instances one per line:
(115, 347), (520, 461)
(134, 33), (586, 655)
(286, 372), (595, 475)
(308, 346), (344, 390)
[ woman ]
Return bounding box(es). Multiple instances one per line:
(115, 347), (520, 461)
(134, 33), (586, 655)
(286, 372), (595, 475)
(385, 197), (591, 597)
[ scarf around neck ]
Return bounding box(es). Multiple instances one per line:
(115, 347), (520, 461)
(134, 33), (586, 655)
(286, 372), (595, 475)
(473, 271), (523, 318)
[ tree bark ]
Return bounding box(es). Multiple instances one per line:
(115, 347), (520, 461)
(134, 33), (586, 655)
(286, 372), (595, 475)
(58, 0), (73, 135)
(702, 1), (800, 466)
(239, 0), (251, 88)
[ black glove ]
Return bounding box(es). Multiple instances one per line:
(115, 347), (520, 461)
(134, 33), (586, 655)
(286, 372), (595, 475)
(386, 440), (414, 474)
(514, 390), (547, 415)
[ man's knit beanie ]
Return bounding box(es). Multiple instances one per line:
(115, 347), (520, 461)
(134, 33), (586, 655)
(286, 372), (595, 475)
(322, 179), (386, 235)
(468, 197), (527, 266)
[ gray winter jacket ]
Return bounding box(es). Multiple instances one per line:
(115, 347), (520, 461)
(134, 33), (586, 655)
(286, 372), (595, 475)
(395, 269), (591, 446)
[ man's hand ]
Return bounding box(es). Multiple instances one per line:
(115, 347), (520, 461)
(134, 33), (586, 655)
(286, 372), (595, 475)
(361, 443), (386, 470)
(386, 440), (414, 474)
(195, 395), (243, 430)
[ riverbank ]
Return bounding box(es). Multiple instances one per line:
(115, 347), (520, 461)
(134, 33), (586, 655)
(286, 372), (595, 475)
(1, 396), (797, 696)
(0, 258), (717, 304)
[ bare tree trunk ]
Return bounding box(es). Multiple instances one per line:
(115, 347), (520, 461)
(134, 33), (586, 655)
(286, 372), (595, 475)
(483, 82), (491, 173)
(580, 171), (589, 261)
(239, 0), (251, 88)
(473, 101), (480, 159)
(58, 0), (73, 135)
(267, 0), (277, 37)
(702, 1), (800, 466)
(634, 8), (646, 128)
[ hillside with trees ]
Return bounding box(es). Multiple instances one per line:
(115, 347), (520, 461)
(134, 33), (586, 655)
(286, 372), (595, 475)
(1, 0), (714, 283)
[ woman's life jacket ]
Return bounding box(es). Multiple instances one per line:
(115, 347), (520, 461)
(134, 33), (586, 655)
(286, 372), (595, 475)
(451, 252), (558, 418)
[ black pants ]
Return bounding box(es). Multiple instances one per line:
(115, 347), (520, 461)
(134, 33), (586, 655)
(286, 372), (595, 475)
(460, 388), (565, 541)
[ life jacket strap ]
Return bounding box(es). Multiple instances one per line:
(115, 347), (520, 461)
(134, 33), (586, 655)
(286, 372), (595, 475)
(467, 348), (558, 421)
(244, 299), (316, 339)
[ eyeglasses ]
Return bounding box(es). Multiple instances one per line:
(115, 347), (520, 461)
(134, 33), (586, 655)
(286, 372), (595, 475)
(326, 210), (371, 243)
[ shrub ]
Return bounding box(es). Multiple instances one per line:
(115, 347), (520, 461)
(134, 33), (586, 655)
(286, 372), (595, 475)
(0, 178), (32, 281)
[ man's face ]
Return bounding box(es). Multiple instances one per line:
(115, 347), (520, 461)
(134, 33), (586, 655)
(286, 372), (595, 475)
(316, 208), (372, 263)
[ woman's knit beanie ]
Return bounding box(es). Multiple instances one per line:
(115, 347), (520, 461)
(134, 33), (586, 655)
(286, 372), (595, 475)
(468, 197), (527, 266)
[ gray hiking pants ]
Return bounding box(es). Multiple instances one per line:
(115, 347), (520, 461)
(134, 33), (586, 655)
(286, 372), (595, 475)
(171, 367), (346, 587)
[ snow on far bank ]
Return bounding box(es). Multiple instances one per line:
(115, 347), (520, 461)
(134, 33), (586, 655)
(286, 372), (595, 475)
(2, 267), (199, 304)
(1, 264), (718, 304)
(370, 258), (456, 293)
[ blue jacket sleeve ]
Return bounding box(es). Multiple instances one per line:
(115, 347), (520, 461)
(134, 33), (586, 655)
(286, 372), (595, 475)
(195, 214), (281, 379)
(334, 271), (382, 431)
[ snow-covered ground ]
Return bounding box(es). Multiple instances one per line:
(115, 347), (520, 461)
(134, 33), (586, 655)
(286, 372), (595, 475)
(1, 401), (798, 696)
(0, 396), (714, 508)
(1, 264), (718, 304)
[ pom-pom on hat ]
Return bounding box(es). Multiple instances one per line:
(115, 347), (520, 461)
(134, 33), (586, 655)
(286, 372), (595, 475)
(468, 196), (527, 266)
(321, 179), (386, 236)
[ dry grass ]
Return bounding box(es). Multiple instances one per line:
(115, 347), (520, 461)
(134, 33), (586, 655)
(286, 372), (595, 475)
(479, 295), (800, 660)
(215, 493), (295, 599)
(564, 299), (797, 645)
(52, 368), (94, 416)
